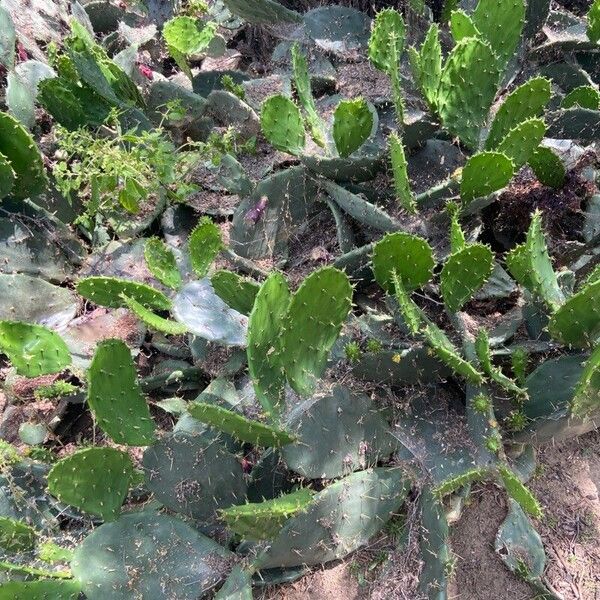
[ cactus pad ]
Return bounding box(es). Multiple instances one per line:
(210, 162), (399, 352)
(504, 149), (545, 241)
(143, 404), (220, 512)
(0, 111), (47, 199)
(472, 0), (526, 68)
(333, 98), (373, 158)
(255, 468), (409, 568)
(460, 152), (514, 204)
(88, 339), (156, 445)
(219, 488), (313, 540)
(589, 0), (600, 43)
(188, 402), (295, 447)
(143, 432), (247, 520)
(173, 280), (248, 346)
(144, 237), (181, 290)
(437, 38), (500, 149)
(121, 294), (188, 335)
(496, 118), (546, 168)
(212, 270), (259, 316)
(0, 517), (36, 552)
(260, 96), (305, 156)
(71, 512), (234, 600)
(450, 10), (480, 41)
(389, 133), (416, 213)
(0, 321), (71, 377)
(372, 232), (435, 293)
(440, 244), (494, 312)
(282, 385), (395, 478)
(498, 465), (542, 518)
(528, 146), (565, 189)
(281, 267), (352, 396)
(548, 279), (600, 348)
(423, 324), (485, 384)
(48, 447), (133, 521)
(506, 210), (564, 310)
(571, 344), (600, 418)
(392, 271), (422, 334)
(77, 276), (171, 311)
(0, 153), (15, 199)
(0, 581), (81, 599)
(222, 0), (302, 24)
(409, 24), (442, 110)
(368, 8), (405, 74)
(486, 77), (551, 150)
(247, 272), (290, 418)
(189, 217), (223, 279)
(562, 85), (600, 109)
(163, 17), (217, 55)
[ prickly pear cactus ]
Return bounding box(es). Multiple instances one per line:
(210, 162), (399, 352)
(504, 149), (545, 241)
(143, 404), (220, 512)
(77, 276), (171, 310)
(47, 448), (133, 521)
(0, 580), (81, 599)
(281, 267), (352, 397)
(460, 152), (515, 203)
(389, 133), (416, 213)
(496, 118), (546, 168)
(143, 432), (247, 520)
(212, 270), (259, 316)
(87, 339), (156, 445)
(333, 98), (373, 158)
(144, 237), (181, 291)
(409, 24), (442, 111)
(71, 512), (234, 600)
(189, 217), (223, 279)
(260, 95), (305, 156)
(222, 0), (302, 24)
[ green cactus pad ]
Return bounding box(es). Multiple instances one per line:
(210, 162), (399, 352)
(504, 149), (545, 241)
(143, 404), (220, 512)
(409, 24), (442, 110)
(212, 270), (259, 316)
(143, 432), (247, 520)
(0, 6), (15, 70)
(282, 385), (395, 478)
(372, 232), (435, 294)
(281, 267), (352, 397)
(450, 10), (480, 41)
(496, 118), (547, 168)
(562, 85), (600, 109)
(144, 237), (181, 290)
(498, 465), (542, 518)
(472, 0), (525, 68)
(548, 279), (600, 348)
(437, 37), (500, 149)
(214, 566), (252, 600)
(447, 201), (467, 253)
(219, 488), (313, 540)
(189, 217), (223, 279)
(571, 344), (600, 418)
(0, 153), (15, 200)
(0, 112), (47, 199)
(389, 133), (416, 213)
(88, 339), (156, 445)
(121, 294), (188, 335)
(47, 447), (133, 521)
(506, 210), (564, 310)
(368, 8), (405, 74)
(163, 16), (217, 55)
(588, 0), (600, 43)
(333, 98), (373, 158)
(392, 271), (422, 335)
(0, 517), (36, 552)
(260, 95), (305, 156)
(222, 0), (302, 24)
(475, 329), (528, 398)
(188, 402), (295, 447)
(528, 146), (566, 189)
(440, 244), (494, 312)
(486, 77), (551, 150)
(77, 276), (171, 311)
(255, 468), (409, 569)
(290, 43), (326, 149)
(247, 272), (290, 418)
(460, 152), (515, 204)
(0, 581), (81, 599)
(71, 512), (234, 600)
(0, 321), (71, 377)
(423, 323), (485, 384)
(173, 280), (248, 346)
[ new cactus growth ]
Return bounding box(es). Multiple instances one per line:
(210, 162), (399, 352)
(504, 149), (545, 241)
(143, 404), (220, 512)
(144, 237), (181, 290)
(87, 339), (156, 445)
(260, 96), (305, 156)
(189, 217), (223, 279)
(47, 448), (133, 521)
(460, 152), (515, 203)
(333, 98), (373, 158)
(389, 133), (416, 213)
(77, 276), (171, 311)
(212, 270), (259, 316)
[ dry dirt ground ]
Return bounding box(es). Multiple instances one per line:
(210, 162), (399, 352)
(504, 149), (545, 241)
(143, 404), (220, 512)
(257, 430), (600, 600)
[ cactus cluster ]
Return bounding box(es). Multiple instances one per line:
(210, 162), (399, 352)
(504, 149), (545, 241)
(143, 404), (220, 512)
(0, 0), (599, 598)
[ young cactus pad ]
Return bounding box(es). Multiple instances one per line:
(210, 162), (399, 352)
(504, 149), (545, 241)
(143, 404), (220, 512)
(389, 132), (416, 213)
(333, 98), (373, 158)
(460, 152), (514, 204)
(77, 276), (171, 310)
(247, 272), (290, 417)
(281, 267), (352, 397)
(144, 237), (181, 290)
(187, 402), (295, 447)
(188, 217), (223, 279)
(47, 447), (133, 521)
(371, 232), (435, 293)
(409, 23), (441, 110)
(0, 321), (71, 377)
(87, 339), (156, 445)
(211, 270), (259, 316)
(260, 95), (305, 156)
